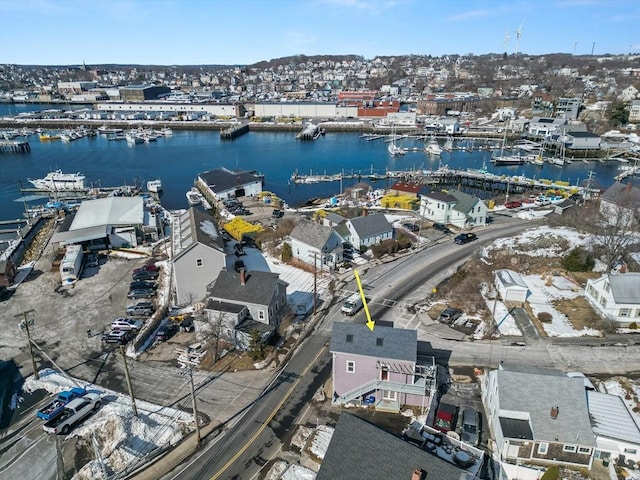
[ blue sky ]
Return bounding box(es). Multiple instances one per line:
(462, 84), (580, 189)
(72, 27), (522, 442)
(0, 0), (638, 65)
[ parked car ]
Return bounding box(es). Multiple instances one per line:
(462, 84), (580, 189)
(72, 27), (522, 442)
(155, 323), (178, 342)
(42, 393), (101, 435)
(130, 280), (157, 290)
(179, 316), (195, 332)
(272, 209), (284, 218)
(454, 233), (478, 245)
(402, 222), (419, 232)
(127, 288), (156, 299)
(111, 317), (143, 331)
(460, 408), (481, 446)
(433, 223), (452, 234)
(504, 201), (522, 209)
(438, 307), (463, 324)
(126, 301), (155, 316)
(133, 263), (159, 275)
(101, 330), (133, 345)
(132, 270), (159, 281)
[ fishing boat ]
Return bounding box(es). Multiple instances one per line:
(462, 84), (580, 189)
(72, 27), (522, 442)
(28, 170), (86, 191)
(424, 137), (442, 156)
(186, 187), (202, 206)
(97, 125), (123, 135)
(126, 133), (144, 145)
(39, 132), (61, 141)
(147, 179), (162, 193)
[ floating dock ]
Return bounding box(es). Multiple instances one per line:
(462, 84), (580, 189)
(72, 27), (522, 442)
(0, 140), (30, 153)
(296, 123), (321, 140)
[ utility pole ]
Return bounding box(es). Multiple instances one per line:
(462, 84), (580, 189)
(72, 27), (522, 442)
(120, 346), (138, 417)
(16, 309), (39, 379)
(175, 349), (202, 444)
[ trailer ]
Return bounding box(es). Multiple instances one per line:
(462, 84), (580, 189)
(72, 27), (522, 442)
(60, 244), (84, 284)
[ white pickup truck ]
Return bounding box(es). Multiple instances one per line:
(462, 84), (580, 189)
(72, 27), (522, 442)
(42, 392), (101, 434)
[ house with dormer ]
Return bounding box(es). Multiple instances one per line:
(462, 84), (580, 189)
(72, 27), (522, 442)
(344, 214), (394, 249)
(599, 182), (640, 227)
(584, 273), (640, 327)
(482, 365), (596, 469)
(172, 208), (227, 304)
(419, 190), (488, 229)
(289, 219), (343, 270)
(206, 268), (288, 328)
(330, 322), (437, 414)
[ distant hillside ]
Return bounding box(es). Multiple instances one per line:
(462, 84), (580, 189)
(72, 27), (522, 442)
(249, 54), (364, 70)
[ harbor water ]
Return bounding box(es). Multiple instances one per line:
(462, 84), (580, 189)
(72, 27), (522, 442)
(0, 104), (634, 223)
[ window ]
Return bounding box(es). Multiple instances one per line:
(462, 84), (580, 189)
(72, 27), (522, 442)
(258, 311), (265, 320)
(346, 361), (355, 373)
(346, 334), (353, 343)
(537, 443), (548, 455)
(600, 297), (607, 308)
(624, 448), (637, 454)
(619, 308), (631, 317)
(563, 445), (577, 453)
(376, 337), (383, 347)
(196, 258), (203, 268)
(578, 447), (592, 454)
(382, 390), (397, 401)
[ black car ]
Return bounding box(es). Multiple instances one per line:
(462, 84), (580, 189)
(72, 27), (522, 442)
(156, 323), (178, 342)
(130, 280), (157, 290)
(433, 223), (452, 234)
(438, 307), (463, 323)
(272, 209), (284, 218)
(127, 288), (156, 299)
(132, 270), (159, 281)
(179, 316), (195, 332)
(454, 233), (478, 245)
(402, 222), (419, 232)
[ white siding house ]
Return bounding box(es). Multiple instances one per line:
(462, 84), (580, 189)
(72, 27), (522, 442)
(289, 219), (343, 270)
(419, 190), (488, 229)
(584, 273), (640, 327)
(344, 214), (394, 249)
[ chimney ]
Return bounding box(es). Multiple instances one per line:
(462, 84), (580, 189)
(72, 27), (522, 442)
(550, 406), (559, 419)
(239, 268), (246, 286)
(411, 470), (424, 480)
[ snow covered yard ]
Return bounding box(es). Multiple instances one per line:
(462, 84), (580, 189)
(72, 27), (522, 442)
(23, 369), (192, 480)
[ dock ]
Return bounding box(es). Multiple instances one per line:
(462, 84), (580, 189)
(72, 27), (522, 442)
(220, 123), (249, 140)
(296, 123), (322, 140)
(0, 139), (30, 153)
(290, 167), (588, 196)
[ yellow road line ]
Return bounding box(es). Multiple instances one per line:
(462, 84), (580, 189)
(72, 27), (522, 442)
(210, 344), (327, 480)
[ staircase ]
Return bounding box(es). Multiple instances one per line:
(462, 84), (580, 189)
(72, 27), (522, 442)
(333, 379), (427, 405)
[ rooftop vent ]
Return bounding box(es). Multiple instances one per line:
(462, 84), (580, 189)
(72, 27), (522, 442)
(550, 406), (559, 419)
(346, 334), (353, 343)
(376, 337), (383, 347)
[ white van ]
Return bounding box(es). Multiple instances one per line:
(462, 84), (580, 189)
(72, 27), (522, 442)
(341, 293), (363, 315)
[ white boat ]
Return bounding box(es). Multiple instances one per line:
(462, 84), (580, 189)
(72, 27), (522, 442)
(424, 137), (442, 156)
(443, 137), (454, 152)
(97, 125), (123, 135)
(28, 170), (86, 191)
(126, 133), (144, 145)
(147, 179), (162, 193)
(186, 187), (202, 206)
(387, 124), (405, 156)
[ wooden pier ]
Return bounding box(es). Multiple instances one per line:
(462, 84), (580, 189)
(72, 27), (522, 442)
(0, 139), (30, 153)
(220, 123), (249, 140)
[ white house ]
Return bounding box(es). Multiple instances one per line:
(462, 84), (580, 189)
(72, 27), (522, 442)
(584, 273), (640, 327)
(528, 117), (568, 137)
(599, 182), (640, 227)
(482, 365), (597, 470)
(495, 269), (530, 305)
(344, 214), (394, 249)
(618, 85), (639, 102)
(587, 390), (640, 465)
(419, 190), (488, 229)
(629, 100), (640, 123)
(289, 219), (343, 270)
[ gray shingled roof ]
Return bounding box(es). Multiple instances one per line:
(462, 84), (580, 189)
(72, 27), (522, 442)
(192, 208), (225, 251)
(587, 390), (640, 445)
(290, 219), (334, 250)
(601, 182), (640, 208)
(325, 212), (346, 225)
(426, 191), (457, 203)
(208, 270), (287, 306)
(316, 413), (467, 480)
(198, 167), (263, 194)
(347, 214), (392, 239)
(330, 322), (416, 362)
(204, 299), (246, 313)
(608, 273), (640, 304)
(495, 367), (596, 446)
(447, 190), (479, 214)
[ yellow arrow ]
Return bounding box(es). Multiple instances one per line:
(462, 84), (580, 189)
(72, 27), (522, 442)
(354, 270), (375, 331)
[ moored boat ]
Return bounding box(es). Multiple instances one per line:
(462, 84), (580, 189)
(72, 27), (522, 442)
(147, 179), (162, 193)
(424, 137), (442, 156)
(28, 170), (86, 191)
(186, 187), (202, 205)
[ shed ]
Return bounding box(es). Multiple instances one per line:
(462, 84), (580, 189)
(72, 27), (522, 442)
(495, 269), (530, 304)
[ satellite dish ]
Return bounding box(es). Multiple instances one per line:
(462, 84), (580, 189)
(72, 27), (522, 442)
(447, 430), (460, 440)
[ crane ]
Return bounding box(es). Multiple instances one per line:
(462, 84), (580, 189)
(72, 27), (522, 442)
(514, 21), (524, 55)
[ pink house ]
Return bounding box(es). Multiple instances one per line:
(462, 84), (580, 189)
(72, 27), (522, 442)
(330, 322), (437, 413)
